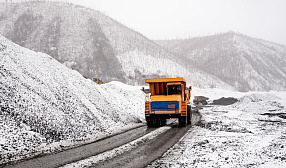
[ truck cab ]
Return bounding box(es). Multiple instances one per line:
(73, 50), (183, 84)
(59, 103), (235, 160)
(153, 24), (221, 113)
(144, 78), (192, 127)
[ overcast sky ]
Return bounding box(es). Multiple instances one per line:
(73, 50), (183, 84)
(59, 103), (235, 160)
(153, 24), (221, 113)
(4, 0), (286, 45)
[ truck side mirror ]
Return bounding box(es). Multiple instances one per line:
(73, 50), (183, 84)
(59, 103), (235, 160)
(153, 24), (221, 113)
(189, 86), (192, 90)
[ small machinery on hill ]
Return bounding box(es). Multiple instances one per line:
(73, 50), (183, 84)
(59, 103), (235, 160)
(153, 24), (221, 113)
(92, 78), (105, 84)
(142, 78), (192, 127)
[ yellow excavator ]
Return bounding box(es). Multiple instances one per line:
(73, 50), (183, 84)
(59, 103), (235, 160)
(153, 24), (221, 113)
(92, 78), (105, 84)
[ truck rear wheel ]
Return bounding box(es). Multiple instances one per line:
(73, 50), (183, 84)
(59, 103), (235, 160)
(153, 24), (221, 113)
(179, 116), (187, 127)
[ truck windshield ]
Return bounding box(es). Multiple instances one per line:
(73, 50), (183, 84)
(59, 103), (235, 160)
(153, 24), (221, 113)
(168, 85), (182, 95)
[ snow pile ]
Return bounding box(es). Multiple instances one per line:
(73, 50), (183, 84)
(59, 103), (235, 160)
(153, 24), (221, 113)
(190, 86), (246, 100)
(0, 35), (145, 165)
(99, 81), (145, 124)
(148, 92), (286, 167)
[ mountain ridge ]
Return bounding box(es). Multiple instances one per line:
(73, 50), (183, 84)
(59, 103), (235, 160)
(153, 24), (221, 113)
(155, 32), (286, 91)
(0, 1), (233, 89)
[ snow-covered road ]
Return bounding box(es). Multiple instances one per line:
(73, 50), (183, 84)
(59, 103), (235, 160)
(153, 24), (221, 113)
(62, 111), (201, 168)
(4, 124), (149, 168)
(3, 111), (201, 168)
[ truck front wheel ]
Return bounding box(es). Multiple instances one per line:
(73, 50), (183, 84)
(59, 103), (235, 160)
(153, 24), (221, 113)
(146, 117), (161, 127)
(161, 118), (166, 126)
(179, 116), (187, 127)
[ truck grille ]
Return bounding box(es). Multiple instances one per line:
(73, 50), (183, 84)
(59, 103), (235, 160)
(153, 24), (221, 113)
(151, 101), (179, 111)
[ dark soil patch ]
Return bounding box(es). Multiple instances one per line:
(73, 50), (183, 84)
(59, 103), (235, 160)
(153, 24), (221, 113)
(261, 113), (286, 120)
(211, 97), (238, 105)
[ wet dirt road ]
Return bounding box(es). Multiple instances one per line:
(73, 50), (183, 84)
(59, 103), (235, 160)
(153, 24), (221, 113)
(4, 111), (201, 168)
(87, 111), (202, 168)
(92, 125), (190, 168)
(3, 126), (155, 168)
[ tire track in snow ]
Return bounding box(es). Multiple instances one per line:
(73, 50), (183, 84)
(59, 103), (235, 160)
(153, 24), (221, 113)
(3, 125), (153, 168)
(62, 111), (202, 168)
(62, 126), (172, 168)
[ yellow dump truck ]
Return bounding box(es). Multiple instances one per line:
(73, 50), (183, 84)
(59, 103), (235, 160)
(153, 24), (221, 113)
(92, 78), (105, 84)
(193, 96), (209, 105)
(143, 78), (192, 127)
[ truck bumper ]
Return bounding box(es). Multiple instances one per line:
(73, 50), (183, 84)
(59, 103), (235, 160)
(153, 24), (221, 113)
(154, 110), (179, 114)
(146, 114), (182, 119)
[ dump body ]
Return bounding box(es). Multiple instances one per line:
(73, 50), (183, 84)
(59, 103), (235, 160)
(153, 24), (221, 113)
(144, 78), (192, 127)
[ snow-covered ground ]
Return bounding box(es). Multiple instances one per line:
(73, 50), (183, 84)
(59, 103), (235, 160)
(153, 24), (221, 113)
(1, 33), (286, 167)
(57, 87), (286, 167)
(0, 34), (145, 165)
(148, 91), (286, 168)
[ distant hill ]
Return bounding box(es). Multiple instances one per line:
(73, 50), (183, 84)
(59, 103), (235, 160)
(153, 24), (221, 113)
(0, 1), (232, 89)
(156, 32), (286, 91)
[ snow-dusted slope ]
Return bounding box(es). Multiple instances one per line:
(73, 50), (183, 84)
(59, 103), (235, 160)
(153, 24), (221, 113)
(116, 50), (233, 89)
(0, 1), (232, 89)
(0, 34), (145, 164)
(156, 32), (286, 91)
(0, 2), (124, 82)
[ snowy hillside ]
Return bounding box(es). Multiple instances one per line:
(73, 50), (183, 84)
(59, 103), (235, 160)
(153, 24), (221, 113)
(0, 34), (145, 165)
(116, 50), (233, 89)
(0, 1), (124, 82)
(156, 32), (286, 91)
(0, 1), (232, 89)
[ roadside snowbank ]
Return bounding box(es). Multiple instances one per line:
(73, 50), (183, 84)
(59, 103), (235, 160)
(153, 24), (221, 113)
(148, 92), (286, 167)
(0, 35), (145, 165)
(190, 86), (246, 100)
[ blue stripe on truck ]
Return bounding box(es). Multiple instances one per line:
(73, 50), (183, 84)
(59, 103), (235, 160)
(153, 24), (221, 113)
(150, 101), (179, 111)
